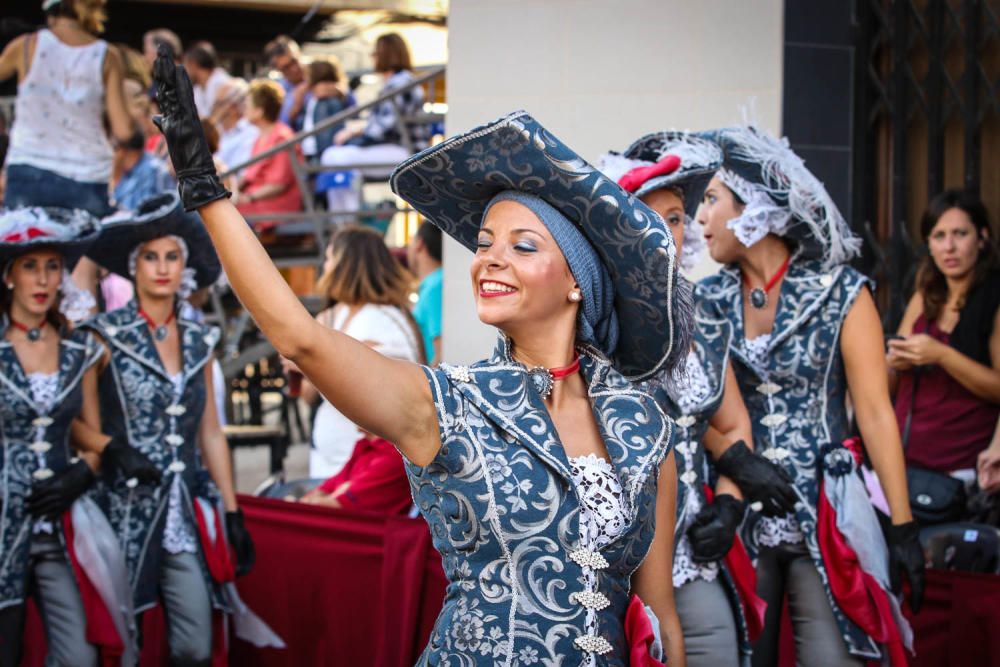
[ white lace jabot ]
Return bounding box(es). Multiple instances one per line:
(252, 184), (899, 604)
(569, 454), (628, 550)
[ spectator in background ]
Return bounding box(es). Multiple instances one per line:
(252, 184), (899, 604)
(212, 78), (259, 176)
(199, 117), (237, 195)
(0, 0), (134, 217)
(183, 41), (231, 118)
(300, 434), (411, 514)
(301, 57), (354, 162)
(320, 33), (429, 217)
(111, 129), (174, 211)
(115, 42), (150, 88)
(234, 79), (302, 231)
(408, 221), (443, 365)
(142, 27), (181, 70)
(263, 35), (308, 130)
(889, 189), (1000, 494)
(283, 226), (424, 478)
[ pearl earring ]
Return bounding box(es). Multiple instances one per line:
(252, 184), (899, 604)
(5, 284), (12, 290)
(569, 290), (582, 302)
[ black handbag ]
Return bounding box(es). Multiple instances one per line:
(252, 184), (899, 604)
(902, 365), (968, 524)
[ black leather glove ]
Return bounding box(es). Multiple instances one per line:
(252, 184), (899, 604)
(687, 494), (746, 563)
(225, 509), (256, 577)
(888, 521), (925, 613)
(713, 440), (797, 517)
(26, 460), (95, 520)
(152, 44), (230, 211)
(102, 436), (162, 486)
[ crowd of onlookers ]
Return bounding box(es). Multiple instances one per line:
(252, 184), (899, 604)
(0, 1), (442, 516)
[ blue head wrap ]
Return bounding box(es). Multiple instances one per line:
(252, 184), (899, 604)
(483, 190), (619, 356)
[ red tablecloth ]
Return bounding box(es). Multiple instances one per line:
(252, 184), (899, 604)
(23, 495), (447, 666)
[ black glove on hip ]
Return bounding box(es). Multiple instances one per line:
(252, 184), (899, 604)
(152, 44), (230, 212)
(102, 436), (162, 486)
(225, 508), (256, 577)
(713, 440), (798, 517)
(888, 520), (925, 614)
(26, 460), (95, 520)
(687, 493), (747, 563)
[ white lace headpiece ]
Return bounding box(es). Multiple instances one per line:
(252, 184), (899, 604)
(716, 125), (861, 267)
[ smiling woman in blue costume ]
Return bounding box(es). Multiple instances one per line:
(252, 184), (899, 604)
(601, 132), (798, 667)
(0, 206), (139, 666)
(83, 193), (263, 665)
(152, 47), (693, 665)
(696, 125), (924, 667)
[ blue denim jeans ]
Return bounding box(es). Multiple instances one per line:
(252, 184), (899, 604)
(4, 164), (112, 217)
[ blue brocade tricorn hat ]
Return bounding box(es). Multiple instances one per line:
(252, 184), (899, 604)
(0, 206), (102, 270)
(599, 130), (722, 221)
(87, 192), (222, 289)
(389, 110), (691, 380)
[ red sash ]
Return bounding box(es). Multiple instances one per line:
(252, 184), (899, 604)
(703, 485), (767, 641)
(817, 483), (908, 666)
(62, 514), (124, 667)
(192, 500), (236, 667)
(624, 594), (667, 667)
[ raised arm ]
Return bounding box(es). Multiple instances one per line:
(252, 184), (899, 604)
(152, 47), (440, 465)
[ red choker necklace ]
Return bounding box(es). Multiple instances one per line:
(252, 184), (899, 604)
(528, 353), (581, 399)
(139, 308), (176, 342)
(10, 316), (47, 342)
(743, 255), (791, 309)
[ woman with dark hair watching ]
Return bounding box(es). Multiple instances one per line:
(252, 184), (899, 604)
(285, 225), (424, 479)
(234, 79), (302, 231)
(320, 32), (430, 218)
(888, 189), (1000, 512)
(301, 57), (354, 162)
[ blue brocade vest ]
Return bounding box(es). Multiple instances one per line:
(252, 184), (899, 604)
(82, 301), (224, 612)
(409, 337), (672, 666)
(0, 326), (102, 609)
(649, 315), (751, 660)
(697, 259), (882, 659)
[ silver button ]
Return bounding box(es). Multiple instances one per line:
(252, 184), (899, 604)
(32, 468), (54, 480)
(762, 447), (791, 462)
(29, 441), (51, 454)
(166, 404), (187, 417)
(760, 414), (788, 428)
(570, 590), (611, 610)
(755, 382), (781, 396)
(105, 326), (119, 337)
(675, 415), (696, 428)
(31, 416), (53, 428)
(820, 274), (834, 287)
(167, 460), (186, 473)
(680, 470), (698, 485)
(574, 635), (613, 654)
(165, 434), (184, 447)
(569, 549), (609, 570)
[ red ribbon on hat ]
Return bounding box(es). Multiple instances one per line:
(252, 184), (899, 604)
(1, 228), (54, 243)
(617, 155), (682, 193)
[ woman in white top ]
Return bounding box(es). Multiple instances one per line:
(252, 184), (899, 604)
(293, 226), (425, 478)
(0, 0), (133, 217)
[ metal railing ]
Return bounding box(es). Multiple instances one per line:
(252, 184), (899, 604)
(220, 66), (445, 267)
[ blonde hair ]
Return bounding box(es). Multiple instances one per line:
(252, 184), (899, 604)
(318, 226), (426, 363)
(50, 0), (108, 35)
(247, 79), (284, 122)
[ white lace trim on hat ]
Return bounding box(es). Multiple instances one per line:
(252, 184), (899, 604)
(719, 168), (792, 248)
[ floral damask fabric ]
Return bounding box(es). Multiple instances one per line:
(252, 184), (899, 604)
(647, 316), (752, 658)
(83, 301), (225, 612)
(697, 258), (881, 660)
(407, 336), (671, 666)
(0, 326), (102, 607)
